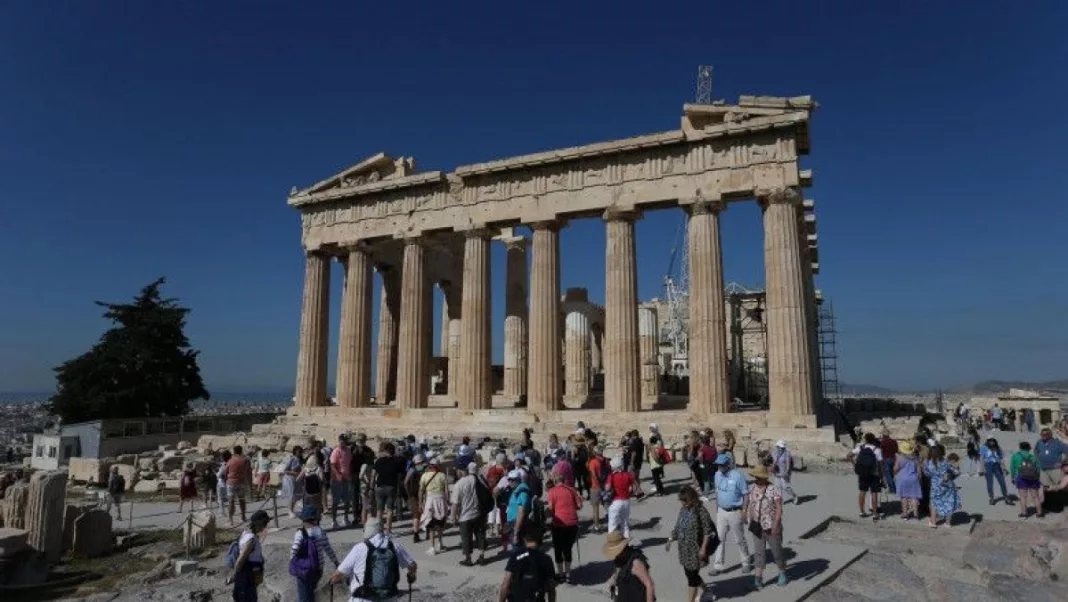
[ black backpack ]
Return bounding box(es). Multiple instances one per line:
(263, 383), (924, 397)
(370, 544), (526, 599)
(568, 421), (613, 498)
(527, 471), (544, 499)
(528, 498), (546, 540)
(508, 549), (551, 602)
(354, 539), (400, 599)
(474, 475), (494, 516)
(854, 447), (879, 477)
(571, 444), (589, 468)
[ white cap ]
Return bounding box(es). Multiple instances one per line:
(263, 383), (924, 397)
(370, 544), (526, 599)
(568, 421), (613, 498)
(495, 453), (507, 465)
(507, 469), (522, 481)
(927, 438), (937, 447)
(649, 423), (659, 431)
(610, 457), (623, 470)
(776, 440), (787, 449)
(467, 462), (478, 474)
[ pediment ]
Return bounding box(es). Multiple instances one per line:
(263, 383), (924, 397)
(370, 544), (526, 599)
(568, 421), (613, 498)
(292, 152), (417, 197)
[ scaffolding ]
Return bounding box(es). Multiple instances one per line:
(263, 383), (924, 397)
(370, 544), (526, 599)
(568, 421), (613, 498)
(818, 300), (842, 401)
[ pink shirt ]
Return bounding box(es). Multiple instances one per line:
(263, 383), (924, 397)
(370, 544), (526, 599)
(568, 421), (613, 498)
(546, 484), (581, 527)
(330, 446), (352, 481)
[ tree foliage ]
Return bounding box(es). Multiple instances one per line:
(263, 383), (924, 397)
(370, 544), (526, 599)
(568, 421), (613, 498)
(49, 278), (210, 423)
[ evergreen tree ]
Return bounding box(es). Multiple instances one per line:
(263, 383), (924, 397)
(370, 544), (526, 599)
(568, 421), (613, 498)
(49, 278), (209, 422)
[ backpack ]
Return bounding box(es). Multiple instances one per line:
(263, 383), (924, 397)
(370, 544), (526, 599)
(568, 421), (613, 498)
(475, 475), (494, 516)
(288, 528), (322, 579)
(615, 548), (652, 602)
(508, 549), (550, 602)
(305, 473), (322, 495)
(108, 474), (126, 495)
(595, 459), (611, 487)
(527, 471), (544, 499)
(528, 498), (546, 538)
(225, 539), (242, 569)
(354, 539), (400, 598)
(1018, 455), (1040, 481)
(656, 446), (672, 465)
(854, 446), (879, 477)
(571, 444), (589, 468)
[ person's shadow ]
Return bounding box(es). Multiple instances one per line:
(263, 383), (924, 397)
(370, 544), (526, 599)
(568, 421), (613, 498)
(570, 560), (616, 585)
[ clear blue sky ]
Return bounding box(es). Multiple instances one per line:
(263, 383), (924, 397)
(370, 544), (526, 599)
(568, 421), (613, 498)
(2, 2), (1065, 394)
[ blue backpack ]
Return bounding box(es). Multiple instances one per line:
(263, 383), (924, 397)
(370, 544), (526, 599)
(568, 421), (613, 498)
(354, 540), (400, 598)
(225, 539), (241, 569)
(288, 528), (322, 579)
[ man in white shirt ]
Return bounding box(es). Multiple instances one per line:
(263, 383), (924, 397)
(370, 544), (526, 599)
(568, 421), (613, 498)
(451, 462), (487, 566)
(332, 517), (416, 602)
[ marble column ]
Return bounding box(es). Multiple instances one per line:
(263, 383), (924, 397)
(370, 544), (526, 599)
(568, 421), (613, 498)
(603, 209), (641, 413)
(374, 266), (401, 403)
(295, 251), (330, 408)
(395, 239), (431, 409)
(439, 299), (450, 359)
(638, 304), (660, 408)
(439, 279), (462, 395)
(688, 201), (731, 414)
(528, 221), (562, 412)
(457, 229), (493, 409)
(762, 188), (815, 416)
(336, 245), (373, 408)
(590, 326), (603, 373)
(502, 236), (529, 402)
(563, 310), (590, 407)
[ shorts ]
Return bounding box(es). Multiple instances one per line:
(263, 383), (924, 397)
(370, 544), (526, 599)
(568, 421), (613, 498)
(227, 483), (249, 500)
(256, 473), (270, 486)
(375, 486), (397, 514)
(331, 480), (353, 505)
(1040, 468), (1061, 488)
(684, 568), (704, 587)
(1015, 477), (1041, 490)
(857, 475), (881, 493)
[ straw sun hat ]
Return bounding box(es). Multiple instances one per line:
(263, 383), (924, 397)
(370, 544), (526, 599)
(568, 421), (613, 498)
(601, 531), (630, 559)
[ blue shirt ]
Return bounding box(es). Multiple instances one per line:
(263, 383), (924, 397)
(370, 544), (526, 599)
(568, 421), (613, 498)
(1034, 438), (1066, 469)
(979, 444), (1002, 465)
(506, 483), (531, 522)
(714, 469), (748, 509)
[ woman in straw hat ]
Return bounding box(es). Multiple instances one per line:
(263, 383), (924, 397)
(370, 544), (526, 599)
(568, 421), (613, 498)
(743, 465), (788, 589)
(603, 532), (655, 602)
(893, 440), (923, 520)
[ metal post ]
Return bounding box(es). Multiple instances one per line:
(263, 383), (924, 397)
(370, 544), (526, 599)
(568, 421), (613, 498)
(185, 513), (192, 559)
(272, 493), (280, 528)
(128, 500), (134, 531)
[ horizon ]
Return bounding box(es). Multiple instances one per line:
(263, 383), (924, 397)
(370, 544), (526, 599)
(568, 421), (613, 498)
(2, 3), (1066, 394)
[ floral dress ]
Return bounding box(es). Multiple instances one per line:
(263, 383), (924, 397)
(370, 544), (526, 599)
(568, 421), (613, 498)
(671, 504), (716, 570)
(925, 459), (961, 517)
(745, 484), (783, 533)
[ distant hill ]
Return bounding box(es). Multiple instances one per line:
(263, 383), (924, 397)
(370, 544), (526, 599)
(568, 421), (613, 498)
(951, 380), (1068, 395)
(838, 383), (902, 395)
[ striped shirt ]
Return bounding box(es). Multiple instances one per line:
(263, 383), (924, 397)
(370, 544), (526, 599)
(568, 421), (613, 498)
(290, 526), (339, 568)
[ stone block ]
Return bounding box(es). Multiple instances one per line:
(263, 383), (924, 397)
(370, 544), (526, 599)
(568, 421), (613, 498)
(160, 479), (181, 490)
(63, 503), (96, 553)
(285, 435), (317, 453)
(183, 510), (216, 550)
(133, 480), (164, 494)
(156, 455), (186, 473)
(158, 444), (177, 452)
(0, 482), (29, 529)
(115, 454), (138, 466)
(0, 527), (29, 559)
(196, 434), (246, 453)
(177, 441), (193, 450)
(175, 559), (199, 575)
(68, 458), (111, 485)
(26, 471), (67, 563)
(72, 509), (113, 558)
(138, 458), (157, 471)
(139, 471), (159, 480)
(246, 434), (286, 451)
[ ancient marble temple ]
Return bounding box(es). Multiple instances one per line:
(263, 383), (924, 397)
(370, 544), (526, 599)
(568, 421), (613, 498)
(286, 95), (823, 430)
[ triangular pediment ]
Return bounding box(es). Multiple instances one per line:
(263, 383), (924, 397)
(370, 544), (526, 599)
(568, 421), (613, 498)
(292, 152), (417, 197)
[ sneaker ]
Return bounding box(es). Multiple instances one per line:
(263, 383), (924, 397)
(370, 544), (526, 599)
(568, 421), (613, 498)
(753, 577), (763, 590)
(700, 496), (710, 503)
(777, 573), (788, 587)
(741, 563), (753, 574)
(712, 563), (725, 573)
(426, 547), (436, 556)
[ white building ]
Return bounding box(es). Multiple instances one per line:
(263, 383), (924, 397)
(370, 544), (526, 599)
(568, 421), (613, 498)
(30, 433), (81, 470)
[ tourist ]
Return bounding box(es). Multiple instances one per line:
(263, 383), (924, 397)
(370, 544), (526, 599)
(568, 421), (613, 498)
(646, 434), (666, 496)
(665, 485), (716, 602)
(990, 403), (1004, 431)
(456, 438), (477, 471)
(497, 529), (557, 602)
(290, 505), (340, 602)
(625, 430), (646, 497)
(1043, 461), (1068, 493)
(451, 462), (487, 566)
(349, 433), (374, 521)
(722, 429), (737, 459)
(106, 465), (125, 521)
(771, 440), (797, 504)
(486, 453), (507, 538)
(686, 431), (704, 491)
(979, 437), (1010, 505)
(357, 463), (375, 527)
(545, 472), (583, 583)
(546, 433), (562, 460)
(216, 450), (232, 515)
(227, 445), (253, 526)
(893, 440), (922, 520)
(712, 454), (751, 573)
(1010, 442), (1043, 518)
(1025, 409), (1036, 433)
(849, 433), (883, 520)
(303, 455), (325, 516)
(698, 435), (718, 501)
(403, 454), (427, 540)
(587, 446), (607, 532)
(914, 435), (932, 517)
(329, 434), (353, 529)
(227, 509), (271, 602)
(255, 449), (272, 501)
(372, 441), (405, 534)
(964, 429), (981, 477)
(178, 462), (198, 512)
(506, 469), (535, 551)
(606, 456), (638, 538)
(1035, 428), (1067, 495)
(200, 465), (218, 510)
(282, 446), (305, 516)
(603, 532), (655, 602)
(924, 445), (961, 528)
(879, 431), (898, 495)
(332, 517), (417, 602)
(648, 422), (661, 443)
(569, 434), (591, 500)
(419, 457), (450, 555)
(744, 465), (787, 588)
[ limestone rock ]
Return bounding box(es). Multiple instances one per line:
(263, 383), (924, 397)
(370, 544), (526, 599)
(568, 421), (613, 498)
(63, 503), (96, 553)
(156, 455), (185, 473)
(158, 444), (177, 452)
(132, 479), (164, 494)
(1, 482), (29, 529)
(0, 527), (29, 559)
(183, 510), (216, 550)
(285, 435), (317, 453)
(115, 454), (138, 466)
(138, 471), (159, 481)
(177, 441), (193, 450)
(138, 458), (157, 471)
(26, 471), (67, 563)
(246, 433), (286, 451)
(72, 509), (113, 558)
(68, 458), (112, 485)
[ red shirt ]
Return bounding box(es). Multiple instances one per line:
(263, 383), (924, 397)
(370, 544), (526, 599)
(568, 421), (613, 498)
(607, 471), (635, 501)
(588, 457), (605, 489)
(546, 484), (581, 526)
(700, 444), (718, 465)
(486, 465), (505, 490)
(226, 455), (250, 486)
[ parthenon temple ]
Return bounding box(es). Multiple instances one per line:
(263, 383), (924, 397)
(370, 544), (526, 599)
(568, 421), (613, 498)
(281, 94), (829, 442)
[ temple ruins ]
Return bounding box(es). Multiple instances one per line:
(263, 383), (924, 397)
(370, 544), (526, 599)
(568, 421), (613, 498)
(279, 94), (832, 445)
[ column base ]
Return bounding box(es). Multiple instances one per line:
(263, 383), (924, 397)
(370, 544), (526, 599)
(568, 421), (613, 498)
(765, 413), (819, 429)
(562, 395), (588, 410)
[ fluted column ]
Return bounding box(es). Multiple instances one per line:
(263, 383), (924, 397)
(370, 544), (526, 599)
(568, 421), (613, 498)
(603, 209), (641, 413)
(336, 245), (374, 408)
(762, 188), (815, 416)
(638, 304), (660, 408)
(502, 236), (529, 402)
(295, 251), (331, 408)
(438, 279), (462, 395)
(688, 201), (731, 414)
(457, 229), (493, 409)
(374, 266), (401, 403)
(563, 310), (590, 407)
(395, 239), (430, 409)
(528, 221), (562, 412)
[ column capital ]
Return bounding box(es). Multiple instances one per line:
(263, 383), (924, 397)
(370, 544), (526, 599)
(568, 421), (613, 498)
(529, 219), (566, 232)
(461, 226), (496, 239)
(501, 235), (528, 251)
(757, 187), (802, 208)
(340, 241), (374, 254)
(690, 199), (727, 216)
(603, 206), (641, 222)
(374, 263), (395, 275)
